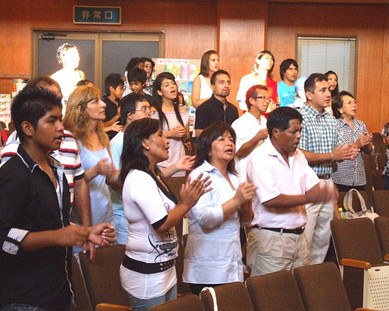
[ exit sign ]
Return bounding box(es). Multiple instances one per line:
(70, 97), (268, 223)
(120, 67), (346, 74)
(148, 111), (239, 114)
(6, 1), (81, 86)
(73, 6), (121, 25)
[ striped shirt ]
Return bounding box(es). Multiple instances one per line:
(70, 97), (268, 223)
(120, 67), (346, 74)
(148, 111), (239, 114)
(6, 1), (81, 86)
(0, 130), (84, 205)
(331, 118), (368, 186)
(299, 103), (339, 176)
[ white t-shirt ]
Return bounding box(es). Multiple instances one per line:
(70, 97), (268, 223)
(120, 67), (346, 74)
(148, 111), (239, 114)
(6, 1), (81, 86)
(120, 169), (178, 299)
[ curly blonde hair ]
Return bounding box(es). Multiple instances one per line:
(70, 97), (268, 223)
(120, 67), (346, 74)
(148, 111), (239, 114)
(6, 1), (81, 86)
(63, 85), (110, 150)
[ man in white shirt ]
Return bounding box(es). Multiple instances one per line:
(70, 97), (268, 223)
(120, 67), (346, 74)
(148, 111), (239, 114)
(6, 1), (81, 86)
(232, 84), (269, 180)
(246, 107), (336, 276)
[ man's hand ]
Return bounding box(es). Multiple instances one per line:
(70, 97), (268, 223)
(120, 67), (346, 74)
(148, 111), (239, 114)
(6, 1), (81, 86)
(82, 241), (96, 261)
(88, 223), (115, 247)
(305, 181), (338, 204)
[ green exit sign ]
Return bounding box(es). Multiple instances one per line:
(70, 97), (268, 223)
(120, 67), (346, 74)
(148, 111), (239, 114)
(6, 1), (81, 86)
(73, 6), (121, 25)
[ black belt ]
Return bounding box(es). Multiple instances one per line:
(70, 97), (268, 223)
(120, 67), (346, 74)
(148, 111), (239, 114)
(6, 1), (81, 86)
(317, 174), (331, 179)
(251, 225), (305, 235)
(122, 255), (175, 274)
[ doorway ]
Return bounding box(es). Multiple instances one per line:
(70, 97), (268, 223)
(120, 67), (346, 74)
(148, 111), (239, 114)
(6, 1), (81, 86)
(32, 31), (164, 91)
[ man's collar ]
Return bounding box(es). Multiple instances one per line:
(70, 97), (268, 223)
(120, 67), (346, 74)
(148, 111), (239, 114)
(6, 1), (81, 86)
(212, 94), (228, 105)
(16, 145), (62, 173)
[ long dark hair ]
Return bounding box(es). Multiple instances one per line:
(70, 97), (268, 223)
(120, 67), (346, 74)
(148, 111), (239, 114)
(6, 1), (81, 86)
(199, 50), (218, 77)
(195, 121), (237, 175)
(152, 72), (184, 130)
(120, 118), (161, 184)
(324, 70), (339, 97)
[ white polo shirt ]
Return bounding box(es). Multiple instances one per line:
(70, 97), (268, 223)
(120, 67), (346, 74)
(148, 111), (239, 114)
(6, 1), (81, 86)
(247, 139), (319, 229)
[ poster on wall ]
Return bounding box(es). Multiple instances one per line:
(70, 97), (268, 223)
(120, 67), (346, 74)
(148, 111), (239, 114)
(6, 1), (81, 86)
(153, 58), (200, 107)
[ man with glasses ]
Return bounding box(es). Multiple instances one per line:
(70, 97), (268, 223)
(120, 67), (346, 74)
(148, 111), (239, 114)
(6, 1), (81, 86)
(232, 84), (269, 180)
(110, 93), (194, 244)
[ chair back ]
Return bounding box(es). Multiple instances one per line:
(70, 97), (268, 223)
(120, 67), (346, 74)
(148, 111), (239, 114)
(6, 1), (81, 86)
(372, 132), (387, 155)
(294, 262), (352, 311)
(200, 282), (254, 311)
(376, 153), (388, 172)
(372, 190), (389, 216)
(149, 294), (205, 311)
(95, 303), (132, 311)
(246, 270), (305, 311)
(374, 216), (389, 258)
(79, 245), (131, 309)
(70, 255), (93, 311)
(371, 170), (386, 191)
(331, 218), (383, 265)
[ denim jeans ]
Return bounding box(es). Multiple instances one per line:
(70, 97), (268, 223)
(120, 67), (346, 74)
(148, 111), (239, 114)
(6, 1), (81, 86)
(129, 284), (177, 311)
(1, 304), (48, 311)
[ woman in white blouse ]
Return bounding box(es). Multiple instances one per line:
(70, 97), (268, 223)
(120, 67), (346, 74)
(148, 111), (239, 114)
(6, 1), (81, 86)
(183, 121), (256, 295)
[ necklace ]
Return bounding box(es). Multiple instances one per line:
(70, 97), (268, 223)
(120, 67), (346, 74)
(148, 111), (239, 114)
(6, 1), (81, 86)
(49, 174), (57, 184)
(46, 170), (57, 186)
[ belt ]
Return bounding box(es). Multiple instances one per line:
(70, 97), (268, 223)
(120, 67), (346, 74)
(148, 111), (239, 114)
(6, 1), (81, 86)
(122, 255), (175, 274)
(251, 225), (305, 235)
(317, 174), (331, 179)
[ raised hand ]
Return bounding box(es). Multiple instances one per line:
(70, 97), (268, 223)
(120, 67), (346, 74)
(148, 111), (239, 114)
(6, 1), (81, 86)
(332, 143), (359, 161)
(110, 121), (123, 132)
(170, 124), (187, 138)
(180, 173), (212, 208)
(257, 128), (269, 141)
(95, 158), (116, 177)
(176, 155), (196, 171)
(234, 182), (257, 205)
(356, 132), (373, 148)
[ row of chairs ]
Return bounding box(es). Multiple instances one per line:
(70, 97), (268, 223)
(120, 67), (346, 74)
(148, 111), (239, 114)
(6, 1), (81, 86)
(68, 217), (389, 311)
(151, 262), (373, 311)
(153, 216), (389, 311)
(331, 217), (389, 310)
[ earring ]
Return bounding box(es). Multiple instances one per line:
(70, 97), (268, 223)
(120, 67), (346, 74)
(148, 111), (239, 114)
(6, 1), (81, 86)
(146, 146), (150, 150)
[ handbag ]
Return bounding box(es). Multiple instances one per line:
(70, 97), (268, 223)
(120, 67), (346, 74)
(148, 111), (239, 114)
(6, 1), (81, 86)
(343, 189), (379, 221)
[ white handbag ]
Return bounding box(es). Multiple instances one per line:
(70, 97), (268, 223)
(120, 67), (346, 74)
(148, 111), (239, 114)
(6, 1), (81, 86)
(343, 189), (379, 221)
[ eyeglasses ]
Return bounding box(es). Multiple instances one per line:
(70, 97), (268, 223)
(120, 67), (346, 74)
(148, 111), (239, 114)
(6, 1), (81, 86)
(255, 96), (270, 101)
